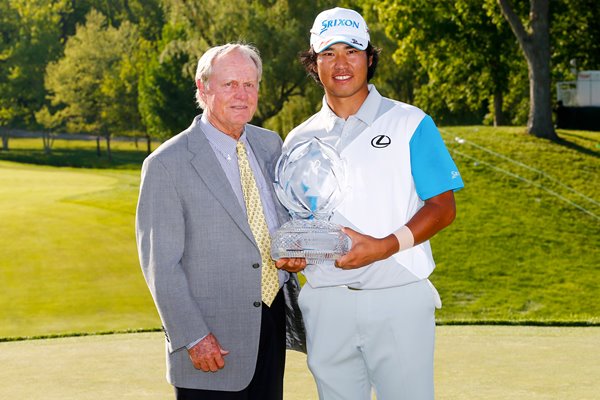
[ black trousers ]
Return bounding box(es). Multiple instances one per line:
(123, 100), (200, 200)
(175, 290), (286, 400)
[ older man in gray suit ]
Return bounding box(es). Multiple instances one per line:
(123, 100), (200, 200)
(136, 43), (305, 400)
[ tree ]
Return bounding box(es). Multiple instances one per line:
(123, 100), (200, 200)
(34, 107), (59, 154)
(57, 0), (164, 41)
(137, 23), (198, 141)
(497, 0), (558, 140)
(0, 0), (70, 150)
(362, 0), (520, 126)
(42, 10), (143, 160)
(551, 0), (600, 79)
(161, 0), (317, 130)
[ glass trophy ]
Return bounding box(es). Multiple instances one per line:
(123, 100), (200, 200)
(270, 138), (351, 263)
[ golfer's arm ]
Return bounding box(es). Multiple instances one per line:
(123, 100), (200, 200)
(406, 190), (456, 245)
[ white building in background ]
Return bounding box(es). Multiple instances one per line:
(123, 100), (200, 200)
(557, 70), (600, 107)
(555, 70), (600, 131)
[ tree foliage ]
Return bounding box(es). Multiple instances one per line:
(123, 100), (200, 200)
(0, 0), (599, 148)
(137, 23), (197, 140)
(551, 0), (600, 78)
(0, 0), (69, 130)
(161, 0), (316, 128)
(42, 10), (142, 158)
(363, 0), (525, 125)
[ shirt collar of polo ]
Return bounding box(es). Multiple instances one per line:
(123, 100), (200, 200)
(358, 84), (381, 126)
(319, 100), (339, 133)
(319, 84), (382, 131)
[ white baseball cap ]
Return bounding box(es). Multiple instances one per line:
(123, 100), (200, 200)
(310, 7), (370, 53)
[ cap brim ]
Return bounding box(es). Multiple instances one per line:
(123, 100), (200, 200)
(311, 35), (368, 53)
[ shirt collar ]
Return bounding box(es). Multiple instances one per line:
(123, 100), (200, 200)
(319, 84), (382, 128)
(200, 114), (247, 157)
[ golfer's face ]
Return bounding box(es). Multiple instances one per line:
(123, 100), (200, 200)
(316, 43), (371, 102)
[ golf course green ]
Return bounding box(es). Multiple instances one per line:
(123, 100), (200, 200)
(1, 128), (598, 399)
(1, 327), (598, 399)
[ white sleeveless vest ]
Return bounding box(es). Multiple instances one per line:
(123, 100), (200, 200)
(286, 96), (437, 289)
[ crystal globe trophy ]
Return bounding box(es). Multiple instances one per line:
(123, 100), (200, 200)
(270, 138), (351, 263)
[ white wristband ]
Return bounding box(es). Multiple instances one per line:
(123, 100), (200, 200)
(393, 225), (414, 252)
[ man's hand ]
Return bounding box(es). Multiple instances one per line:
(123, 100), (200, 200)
(334, 227), (399, 269)
(275, 257), (307, 272)
(187, 333), (230, 372)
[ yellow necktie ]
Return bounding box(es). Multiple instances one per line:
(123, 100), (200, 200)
(236, 141), (279, 306)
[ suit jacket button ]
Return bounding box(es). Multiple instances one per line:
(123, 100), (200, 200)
(253, 301), (261, 307)
(252, 263), (260, 269)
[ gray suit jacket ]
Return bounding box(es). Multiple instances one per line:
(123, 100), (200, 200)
(136, 116), (305, 391)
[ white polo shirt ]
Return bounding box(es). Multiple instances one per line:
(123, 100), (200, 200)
(283, 85), (464, 289)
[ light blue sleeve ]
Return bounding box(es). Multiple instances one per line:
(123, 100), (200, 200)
(409, 115), (464, 200)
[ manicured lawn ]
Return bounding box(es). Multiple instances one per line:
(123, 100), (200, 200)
(431, 127), (599, 323)
(0, 136), (156, 169)
(0, 127), (598, 340)
(0, 160), (159, 338)
(1, 327), (598, 399)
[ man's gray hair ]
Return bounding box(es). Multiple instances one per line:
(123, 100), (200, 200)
(194, 43), (263, 109)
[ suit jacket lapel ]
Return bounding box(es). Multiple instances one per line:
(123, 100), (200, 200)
(187, 121), (255, 243)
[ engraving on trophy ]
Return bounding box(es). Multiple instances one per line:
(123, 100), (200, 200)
(271, 138), (351, 263)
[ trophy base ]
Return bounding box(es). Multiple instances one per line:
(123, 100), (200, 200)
(271, 220), (351, 263)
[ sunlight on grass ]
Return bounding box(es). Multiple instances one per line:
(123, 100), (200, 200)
(431, 127), (599, 323)
(1, 327), (599, 399)
(0, 128), (598, 340)
(0, 160), (158, 337)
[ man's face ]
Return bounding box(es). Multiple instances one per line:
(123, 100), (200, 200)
(316, 43), (371, 102)
(197, 50), (259, 138)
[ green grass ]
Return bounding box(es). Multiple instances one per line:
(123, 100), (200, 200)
(2, 327), (599, 399)
(0, 129), (598, 339)
(432, 127), (599, 323)
(0, 137), (157, 169)
(0, 154), (160, 338)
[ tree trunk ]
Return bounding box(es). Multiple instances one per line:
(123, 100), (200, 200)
(497, 0), (558, 140)
(105, 134), (112, 162)
(146, 134), (151, 155)
(96, 136), (101, 156)
(1, 132), (9, 151)
(42, 132), (54, 155)
(493, 88), (507, 126)
(527, 50), (556, 139)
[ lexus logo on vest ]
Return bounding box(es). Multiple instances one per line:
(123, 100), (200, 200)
(371, 135), (391, 148)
